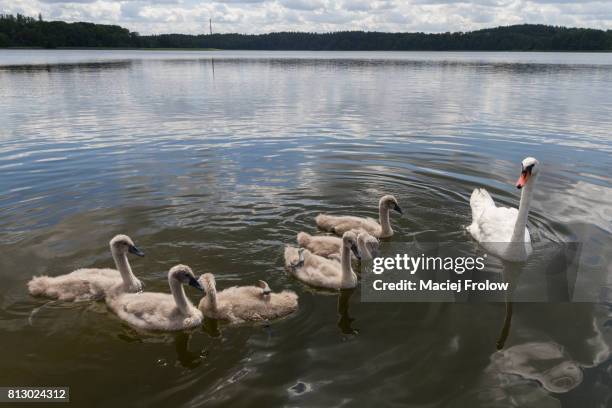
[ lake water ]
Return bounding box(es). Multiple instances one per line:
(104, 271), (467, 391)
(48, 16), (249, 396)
(0, 50), (611, 407)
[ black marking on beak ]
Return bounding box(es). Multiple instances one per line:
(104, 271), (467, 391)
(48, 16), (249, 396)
(351, 244), (361, 260)
(393, 203), (403, 215)
(128, 245), (145, 257)
(188, 276), (204, 292)
(291, 248), (306, 269)
(257, 280), (272, 295)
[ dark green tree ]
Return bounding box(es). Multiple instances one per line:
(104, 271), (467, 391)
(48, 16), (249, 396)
(1, 14), (611, 51)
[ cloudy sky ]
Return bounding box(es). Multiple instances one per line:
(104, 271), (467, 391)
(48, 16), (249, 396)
(2, 0), (612, 35)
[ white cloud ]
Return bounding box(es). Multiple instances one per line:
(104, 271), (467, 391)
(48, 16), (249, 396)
(1, 0), (611, 34)
(279, 0), (325, 11)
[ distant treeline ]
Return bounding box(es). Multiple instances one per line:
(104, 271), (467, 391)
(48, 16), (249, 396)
(2, 13), (612, 51)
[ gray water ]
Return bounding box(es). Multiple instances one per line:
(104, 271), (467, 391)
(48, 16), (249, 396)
(0, 50), (611, 407)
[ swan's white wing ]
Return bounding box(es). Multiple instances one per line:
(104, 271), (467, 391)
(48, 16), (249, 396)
(467, 188), (496, 241)
(467, 186), (534, 261)
(470, 188), (495, 221)
(468, 188), (522, 243)
(477, 206), (519, 243)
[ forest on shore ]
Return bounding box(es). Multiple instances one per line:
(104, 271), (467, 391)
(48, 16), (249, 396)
(2, 13), (612, 51)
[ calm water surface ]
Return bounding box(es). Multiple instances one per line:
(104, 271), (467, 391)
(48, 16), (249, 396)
(0, 50), (611, 407)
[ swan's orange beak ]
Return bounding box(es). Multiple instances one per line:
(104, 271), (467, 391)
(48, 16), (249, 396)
(516, 171), (529, 189)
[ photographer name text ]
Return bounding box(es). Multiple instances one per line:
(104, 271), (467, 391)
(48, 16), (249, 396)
(372, 279), (509, 293)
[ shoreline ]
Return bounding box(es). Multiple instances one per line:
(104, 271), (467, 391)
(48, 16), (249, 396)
(1, 47), (611, 53)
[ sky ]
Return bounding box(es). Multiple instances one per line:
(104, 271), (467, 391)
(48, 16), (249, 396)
(2, 0), (612, 35)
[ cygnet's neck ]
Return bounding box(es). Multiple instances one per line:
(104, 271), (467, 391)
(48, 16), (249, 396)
(202, 279), (218, 312)
(510, 175), (536, 243)
(169, 277), (193, 315)
(340, 244), (355, 286)
(356, 238), (366, 259)
(111, 248), (139, 289)
(357, 237), (370, 259)
(379, 202), (392, 237)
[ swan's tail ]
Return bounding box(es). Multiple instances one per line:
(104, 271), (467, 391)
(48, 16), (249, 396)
(27, 276), (53, 297)
(284, 246), (305, 273)
(315, 214), (336, 232)
(296, 232), (311, 247)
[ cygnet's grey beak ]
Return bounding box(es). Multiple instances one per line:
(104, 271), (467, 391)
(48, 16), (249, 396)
(128, 245), (145, 257)
(256, 280), (272, 295)
(291, 248), (305, 268)
(370, 248), (381, 259)
(393, 203), (403, 215)
(188, 276), (204, 292)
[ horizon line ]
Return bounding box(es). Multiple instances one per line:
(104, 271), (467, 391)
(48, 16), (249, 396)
(4, 14), (611, 37)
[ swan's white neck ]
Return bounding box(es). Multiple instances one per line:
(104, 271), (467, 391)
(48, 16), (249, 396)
(111, 248), (139, 289)
(169, 277), (193, 315)
(340, 244), (355, 286)
(379, 203), (392, 237)
(510, 175), (536, 243)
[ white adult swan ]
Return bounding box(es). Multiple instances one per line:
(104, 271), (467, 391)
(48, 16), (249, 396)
(106, 264), (203, 331)
(27, 234), (144, 301)
(284, 231), (361, 289)
(296, 231), (380, 260)
(315, 195), (402, 238)
(467, 157), (540, 262)
(198, 274), (298, 323)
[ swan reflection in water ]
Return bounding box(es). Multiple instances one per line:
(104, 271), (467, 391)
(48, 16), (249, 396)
(487, 252), (598, 399)
(496, 260), (521, 350)
(494, 241), (578, 349)
(337, 288), (358, 336)
(202, 317), (222, 338)
(496, 298), (513, 351)
(174, 331), (204, 369)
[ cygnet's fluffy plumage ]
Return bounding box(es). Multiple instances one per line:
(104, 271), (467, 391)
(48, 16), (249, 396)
(315, 195), (402, 238)
(27, 234), (144, 301)
(284, 231), (360, 289)
(297, 231), (379, 260)
(106, 264), (203, 331)
(198, 274), (298, 324)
